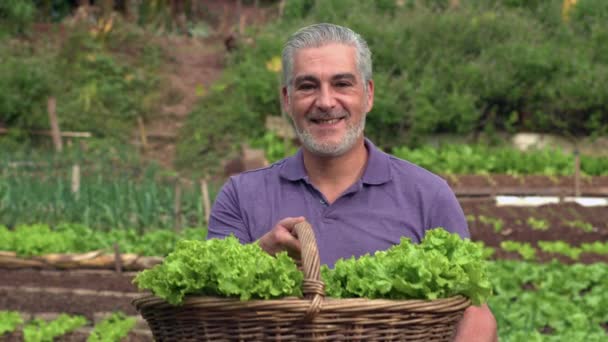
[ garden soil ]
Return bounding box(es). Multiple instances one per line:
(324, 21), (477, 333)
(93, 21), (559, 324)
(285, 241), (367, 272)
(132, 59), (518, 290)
(2, 201), (607, 340)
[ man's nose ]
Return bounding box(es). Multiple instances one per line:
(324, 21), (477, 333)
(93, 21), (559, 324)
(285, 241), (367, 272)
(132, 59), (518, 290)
(315, 84), (337, 112)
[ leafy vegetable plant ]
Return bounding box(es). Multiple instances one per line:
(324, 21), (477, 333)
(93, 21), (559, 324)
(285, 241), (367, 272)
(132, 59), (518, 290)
(501, 241), (537, 261)
(0, 311), (23, 335)
(539, 241), (582, 260)
(87, 312), (136, 342)
(22, 314), (87, 342)
(564, 219), (595, 233)
(527, 217), (549, 231)
(478, 215), (504, 233)
(134, 236), (304, 304)
(321, 229), (493, 305)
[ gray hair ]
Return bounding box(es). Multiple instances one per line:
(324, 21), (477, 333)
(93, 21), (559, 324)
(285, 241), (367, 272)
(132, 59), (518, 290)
(281, 23), (372, 91)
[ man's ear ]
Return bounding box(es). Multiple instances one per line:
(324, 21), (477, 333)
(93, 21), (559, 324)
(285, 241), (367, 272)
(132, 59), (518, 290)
(281, 86), (290, 113)
(365, 79), (375, 113)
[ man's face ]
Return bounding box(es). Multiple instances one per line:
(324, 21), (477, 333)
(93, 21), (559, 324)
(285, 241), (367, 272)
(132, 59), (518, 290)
(282, 43), (374, 157)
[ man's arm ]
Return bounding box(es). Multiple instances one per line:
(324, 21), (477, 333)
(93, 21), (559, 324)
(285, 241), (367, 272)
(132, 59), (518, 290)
(427, 182), (498, 341)
(207, 178), (251, 242)
(454, 304), (498, 342)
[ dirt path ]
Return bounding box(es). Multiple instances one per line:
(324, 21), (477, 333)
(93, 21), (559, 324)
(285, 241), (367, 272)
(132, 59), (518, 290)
(138, 1), (275, 170)
(140, 36), (224, 169)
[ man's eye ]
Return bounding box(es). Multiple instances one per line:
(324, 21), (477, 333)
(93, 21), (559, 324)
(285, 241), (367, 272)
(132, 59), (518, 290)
(335, 82), (352, 88)
(298, 84), (315, 90)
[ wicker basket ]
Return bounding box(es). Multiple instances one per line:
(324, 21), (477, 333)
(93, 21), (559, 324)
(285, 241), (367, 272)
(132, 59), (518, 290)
(133, 221), (471, 341)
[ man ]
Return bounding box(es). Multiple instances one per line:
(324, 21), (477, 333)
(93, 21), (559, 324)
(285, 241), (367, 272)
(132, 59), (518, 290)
(209, 23), (497, 342)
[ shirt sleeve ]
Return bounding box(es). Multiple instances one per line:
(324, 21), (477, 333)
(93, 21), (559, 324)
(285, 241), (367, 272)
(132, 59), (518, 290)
(207, 177), (252, 243)
(426, 181), (470, 239)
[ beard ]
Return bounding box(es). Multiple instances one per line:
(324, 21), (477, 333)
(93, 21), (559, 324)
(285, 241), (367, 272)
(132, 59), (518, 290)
(294, 110), (366, 157)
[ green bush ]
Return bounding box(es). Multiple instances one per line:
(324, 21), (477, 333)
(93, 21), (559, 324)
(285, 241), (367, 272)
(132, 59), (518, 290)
(0, 0), (35, 37)
(178, 0), (608, 173)
(0, 19), (162, 142)
(0, 54), (54, 129)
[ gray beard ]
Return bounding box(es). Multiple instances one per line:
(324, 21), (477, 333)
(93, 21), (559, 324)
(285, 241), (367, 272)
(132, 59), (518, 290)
(295, 114), (366, 157)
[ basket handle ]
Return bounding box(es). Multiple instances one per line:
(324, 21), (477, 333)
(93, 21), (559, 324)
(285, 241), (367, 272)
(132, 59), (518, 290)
(293, 220), (324, 319)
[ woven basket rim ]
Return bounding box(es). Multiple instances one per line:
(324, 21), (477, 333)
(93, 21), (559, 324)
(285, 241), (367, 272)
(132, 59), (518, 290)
(133, 293), (472, 314)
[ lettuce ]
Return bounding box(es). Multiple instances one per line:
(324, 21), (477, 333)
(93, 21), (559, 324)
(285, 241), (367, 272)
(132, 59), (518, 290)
(134, 236), (303, 304)
(322, 228), (493, 305)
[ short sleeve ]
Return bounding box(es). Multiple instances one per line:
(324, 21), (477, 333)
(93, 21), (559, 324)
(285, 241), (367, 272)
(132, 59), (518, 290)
(426, 182), (470, 239)
(207, 178), (252, 243)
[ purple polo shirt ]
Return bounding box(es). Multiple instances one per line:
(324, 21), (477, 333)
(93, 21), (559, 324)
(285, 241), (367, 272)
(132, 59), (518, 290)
(208, 139), (469, 267)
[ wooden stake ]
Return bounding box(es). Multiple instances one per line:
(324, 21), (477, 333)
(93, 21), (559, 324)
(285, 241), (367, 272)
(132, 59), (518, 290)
(236, 0), (242, 34)
(574, 149), (581, 197)
(201, 178), (211, 224)
(239, 11), (247, 35)
(174, 179), (182, 231)
(0, 128), (91, 138)
(48, 97), (63, 152)
(113, 243), (123, 273)
(137, 116), (148, 154)
(278, 0), (286, 18)
(71, 164), (81, 198)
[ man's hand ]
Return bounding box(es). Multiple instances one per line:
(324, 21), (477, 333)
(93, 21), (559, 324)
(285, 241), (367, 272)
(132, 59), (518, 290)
(454, 304), (498, 342)
(257, 216), (306, 258)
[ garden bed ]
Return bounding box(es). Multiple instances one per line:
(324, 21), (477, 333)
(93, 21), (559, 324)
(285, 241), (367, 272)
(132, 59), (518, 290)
(1, 199), (607, 340)
(448, 175), (608, 197)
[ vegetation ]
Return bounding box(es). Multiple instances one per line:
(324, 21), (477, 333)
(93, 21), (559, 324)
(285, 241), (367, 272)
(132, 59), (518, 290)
(134, 235), (304, 304)
(393, 143), (608, 176)
(135, 229), (492, 305)
(322, 228), (492, 305)
(23, 314), (87, 342)
(0, 146), (218, 230)
(178, 0), (608, 172)
(0, 223), (207, 257)
(0, 311), (138, 342)
(527, 217), (550, 231)
(4, 259), (607, 341)
(0, 6), (163, 144)
(490, 260), (608, 341)
(501, 241), (537, 261)
(498, 239), (608, 262)
(0, 311), (23, 335)
(476, 215), (504, 233)
(87, 312), (136, 342)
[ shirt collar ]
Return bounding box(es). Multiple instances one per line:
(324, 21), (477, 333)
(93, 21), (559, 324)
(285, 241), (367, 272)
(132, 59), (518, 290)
(279, 138), (392, 185)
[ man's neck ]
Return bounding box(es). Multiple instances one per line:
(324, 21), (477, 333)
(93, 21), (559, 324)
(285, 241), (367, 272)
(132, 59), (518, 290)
(302, 138), (368, 204)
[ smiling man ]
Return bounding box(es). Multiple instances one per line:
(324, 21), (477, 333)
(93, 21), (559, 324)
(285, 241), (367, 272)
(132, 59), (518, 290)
(208, 23), (497, 341)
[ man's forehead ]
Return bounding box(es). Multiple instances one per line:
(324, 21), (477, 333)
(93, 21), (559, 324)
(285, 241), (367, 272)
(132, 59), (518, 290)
(293, 43), (357, 59)
(291, 43), (358, 79)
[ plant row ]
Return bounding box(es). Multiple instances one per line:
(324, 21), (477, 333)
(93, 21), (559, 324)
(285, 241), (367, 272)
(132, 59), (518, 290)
(0, 311), (135, 342)
(0, 170), (218, 231)
(3, 222), (607, 262)
(254, 132), (608, 176)
(489, 260), (608, 341)
(467, 215), (601, 233)
(499, 240), (608, 262)
(3, 139), (607, 230)
(393, 144), (608, 176)
(0, 223), (207, 257)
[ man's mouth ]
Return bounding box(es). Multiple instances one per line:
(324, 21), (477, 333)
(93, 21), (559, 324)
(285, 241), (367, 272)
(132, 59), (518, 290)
(310, 117), (345, 125)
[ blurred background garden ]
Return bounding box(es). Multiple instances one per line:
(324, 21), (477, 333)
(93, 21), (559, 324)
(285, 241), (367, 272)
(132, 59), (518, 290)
(2, 0), (608, 230)
(1, 1), (608, 340)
